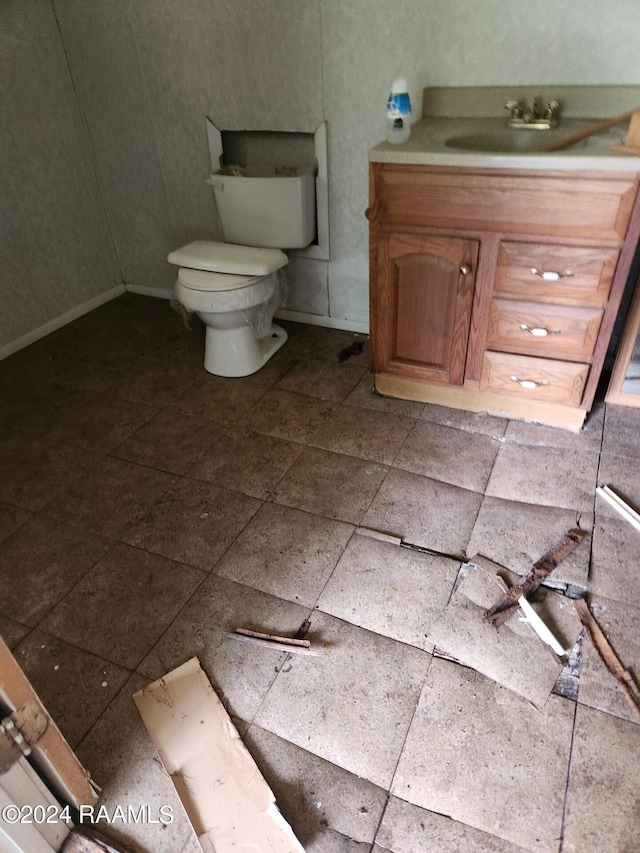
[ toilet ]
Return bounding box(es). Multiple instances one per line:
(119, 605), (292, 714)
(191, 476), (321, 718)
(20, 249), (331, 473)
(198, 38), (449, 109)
(168, 164), (316, 378)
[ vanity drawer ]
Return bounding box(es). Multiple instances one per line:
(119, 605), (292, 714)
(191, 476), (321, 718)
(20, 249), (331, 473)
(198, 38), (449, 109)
(376, 167), (638, 239)
(480, 351), (589, 405)
(486, 299), (603, 361)
(495, 242), (619, 305)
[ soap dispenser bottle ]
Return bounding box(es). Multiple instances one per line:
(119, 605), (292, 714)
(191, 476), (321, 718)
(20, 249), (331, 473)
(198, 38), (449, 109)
(386, 78), (411, 143)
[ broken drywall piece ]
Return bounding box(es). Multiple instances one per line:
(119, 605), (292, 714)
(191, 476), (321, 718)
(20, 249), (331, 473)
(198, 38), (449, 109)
(425, 557), (583, 708)
(133, 658), (305, 853)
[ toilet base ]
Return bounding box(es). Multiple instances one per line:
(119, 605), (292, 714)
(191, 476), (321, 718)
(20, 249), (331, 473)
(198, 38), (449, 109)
(203, 322), (288, 377)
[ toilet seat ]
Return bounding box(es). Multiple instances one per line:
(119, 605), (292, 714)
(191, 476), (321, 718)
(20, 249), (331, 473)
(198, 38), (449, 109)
(177, 268), (263, 292)
(167, 241), (287, 276)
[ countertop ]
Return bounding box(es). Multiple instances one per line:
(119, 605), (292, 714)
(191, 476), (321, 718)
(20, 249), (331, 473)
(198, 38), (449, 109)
(369, 116), (640, 172)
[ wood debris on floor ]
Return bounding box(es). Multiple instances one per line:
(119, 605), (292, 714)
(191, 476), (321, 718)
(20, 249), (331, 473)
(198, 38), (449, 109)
(427, 555), (583, 708)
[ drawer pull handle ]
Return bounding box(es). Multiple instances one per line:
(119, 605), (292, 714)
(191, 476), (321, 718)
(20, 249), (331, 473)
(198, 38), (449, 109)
(529, 268), (574, 281)
(519, 324), (561, 337)
(510, 375), (550, 390)
(459, 264), (472, 275)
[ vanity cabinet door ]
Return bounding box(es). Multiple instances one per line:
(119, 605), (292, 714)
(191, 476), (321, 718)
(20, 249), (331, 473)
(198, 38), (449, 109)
(371, 232), (478, 385)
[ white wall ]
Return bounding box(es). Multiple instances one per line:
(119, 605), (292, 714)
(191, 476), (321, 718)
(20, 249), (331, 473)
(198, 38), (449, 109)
(2, 0), (640, 352)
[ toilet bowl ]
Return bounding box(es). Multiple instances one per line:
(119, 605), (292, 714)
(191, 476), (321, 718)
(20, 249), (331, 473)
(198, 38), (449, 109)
(168, 164), (316, 377)
(169, 241), (289, 378)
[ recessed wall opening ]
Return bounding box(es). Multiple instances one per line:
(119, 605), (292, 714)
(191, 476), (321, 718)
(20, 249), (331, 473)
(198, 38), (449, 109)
(206, 119), (329, 261)
(220, 130), (317, 171)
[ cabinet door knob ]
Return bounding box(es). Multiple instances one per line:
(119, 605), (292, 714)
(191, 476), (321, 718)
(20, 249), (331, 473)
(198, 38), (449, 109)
(519, 324), (561, 337)
(529, 268), (574, 281)
(510, 375), (551, 389)
(459, 264), (472, 275)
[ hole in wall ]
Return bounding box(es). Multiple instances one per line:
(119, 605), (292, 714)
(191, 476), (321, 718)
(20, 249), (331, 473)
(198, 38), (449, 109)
(206, 119), (329, 261)
(221, 130), (317, 170)
(220, 130), (319, 248)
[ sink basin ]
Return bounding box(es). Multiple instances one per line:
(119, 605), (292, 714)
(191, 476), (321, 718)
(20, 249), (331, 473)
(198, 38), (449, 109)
(421, 117), (617, 155)
(445, 130), (552, 153)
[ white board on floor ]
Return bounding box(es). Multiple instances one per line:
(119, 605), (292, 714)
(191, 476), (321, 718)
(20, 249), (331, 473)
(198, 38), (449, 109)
(133, 657), (304, 853)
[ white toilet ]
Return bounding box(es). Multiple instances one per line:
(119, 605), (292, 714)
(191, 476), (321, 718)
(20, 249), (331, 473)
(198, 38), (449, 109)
(168, 164), (316, 378)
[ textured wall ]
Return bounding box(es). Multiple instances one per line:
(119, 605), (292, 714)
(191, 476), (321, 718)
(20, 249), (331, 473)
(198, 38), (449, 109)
(3, 0), (640, 350)
(0, 0), (120, 351)
(53, 0), (324, 293)
(319, 0), (640, 326)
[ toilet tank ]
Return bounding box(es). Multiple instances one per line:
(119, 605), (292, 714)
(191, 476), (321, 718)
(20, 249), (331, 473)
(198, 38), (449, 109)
(208, 165), (316, 250)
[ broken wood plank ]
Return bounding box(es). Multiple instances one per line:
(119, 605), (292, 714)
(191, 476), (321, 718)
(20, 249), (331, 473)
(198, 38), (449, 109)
(573, 599), (640, 719)
(133, 658), (305, 853)
(225, 627), (324, 657)
(484, 528), (588, 628)
(233, 628), (311, 649)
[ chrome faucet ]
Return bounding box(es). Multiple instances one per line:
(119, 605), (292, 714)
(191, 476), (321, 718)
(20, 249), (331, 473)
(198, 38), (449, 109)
(505, 97), (560, 129)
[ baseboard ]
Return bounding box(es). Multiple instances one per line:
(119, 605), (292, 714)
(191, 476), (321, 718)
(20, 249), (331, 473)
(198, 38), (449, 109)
(125, 283), (173, 299)
(121, 287), (370, 334)
(275, 308), (369, 334)
(0, 285), (125, 361)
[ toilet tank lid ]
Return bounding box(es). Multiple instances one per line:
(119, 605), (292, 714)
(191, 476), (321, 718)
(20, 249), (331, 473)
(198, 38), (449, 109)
(167, 241), (287, 275)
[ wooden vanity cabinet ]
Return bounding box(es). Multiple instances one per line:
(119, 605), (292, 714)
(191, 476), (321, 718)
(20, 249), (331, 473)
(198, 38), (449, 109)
(368, 163), (640, 429)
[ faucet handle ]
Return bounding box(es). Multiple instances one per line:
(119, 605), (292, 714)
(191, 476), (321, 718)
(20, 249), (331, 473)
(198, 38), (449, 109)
(545, 99), (560, 121)
(504, 99), (522, 119)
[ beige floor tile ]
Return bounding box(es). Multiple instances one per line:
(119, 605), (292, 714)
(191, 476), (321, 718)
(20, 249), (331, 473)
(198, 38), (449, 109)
(271, 447), (388, 525)
(122, 479), (261, 570)
(375, 796), (529, 852)
(317, 534), (458, 651)
(112, 408), (220, 475)
(245, 725), (387, 847)
(391, 658), (575, 853)
(590, 513), (640, 603)
(245, 388), (337, 443)
(420, 403), (508, 438)
(0, 616), (30, 649)
(394, 421), (502, 492)
(245, 347), (302, 387)
(0, 502), (31, 543)
(361, 468), (482, 555)
(503, 401), (604, 451)
(137, 573), (311, 723)
(485, 443), (599, 512)
(40, 543), (205, 670)
(14, 629), (130, 749)
(307, 829), (371, 852)
(187, 428), (304, 499)
(255, 612), (431, 789)
(578, 595), (640, 725)
(466, 496), (592, 587)
(344, 375), (425, 418)
(601, 403), (640, 459)
(45, 456), (178, 539)
(311, 405), (415, 465)
(214, 502), (354, 607)
(276, 354), (367, 402)
(45, 388), (160, 453)
(276, 320), (327, 358)
(170, 374), (267, 426)
(307, 329), (369, 367)
(0, 516), (111, 625)
(562, 703), (640, 853)
(0, 436), (102, 512)
(75, 673), (196, 853)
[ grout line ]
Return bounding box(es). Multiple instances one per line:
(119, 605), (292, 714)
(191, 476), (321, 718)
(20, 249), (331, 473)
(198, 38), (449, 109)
(558, 697), (580, 852)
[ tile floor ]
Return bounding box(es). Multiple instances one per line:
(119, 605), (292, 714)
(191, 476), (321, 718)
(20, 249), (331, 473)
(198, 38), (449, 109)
(1, 294), (639, 853)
